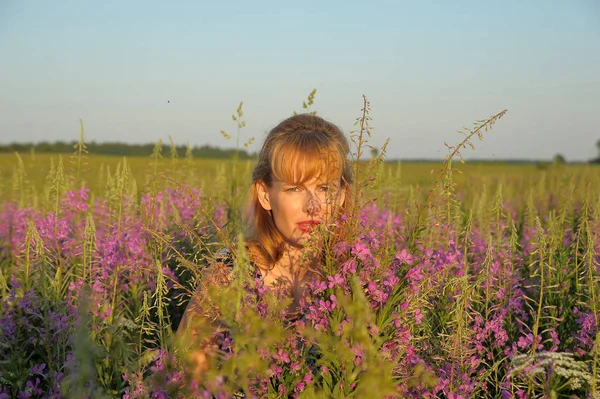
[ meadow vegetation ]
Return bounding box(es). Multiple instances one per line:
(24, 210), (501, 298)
(0, 95), (598, 398)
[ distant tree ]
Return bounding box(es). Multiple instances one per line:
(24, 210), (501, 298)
(592, 139), (600, 164)
(553, 153), (566, 165)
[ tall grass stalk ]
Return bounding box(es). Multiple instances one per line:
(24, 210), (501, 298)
(584, 195), (599, 395)
(409, 109), (508, 249)
(71, 119), (89, 188)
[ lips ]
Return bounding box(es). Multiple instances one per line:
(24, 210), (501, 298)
(297, 221), (321, 232)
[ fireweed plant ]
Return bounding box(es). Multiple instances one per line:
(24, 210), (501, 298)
(0, 92), (598, 398)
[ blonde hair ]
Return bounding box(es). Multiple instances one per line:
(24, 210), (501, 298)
(246, 114), (353, 267)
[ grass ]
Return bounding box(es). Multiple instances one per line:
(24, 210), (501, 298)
(2, 152), (595, 209)
(0, 100), (598, 398)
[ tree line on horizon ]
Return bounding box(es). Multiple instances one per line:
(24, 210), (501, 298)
(0, 140), (256, 159)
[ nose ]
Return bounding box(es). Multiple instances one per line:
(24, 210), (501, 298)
(303, 191), (322, 216)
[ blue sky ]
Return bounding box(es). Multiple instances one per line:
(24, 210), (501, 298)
(1, 0), (599, 160)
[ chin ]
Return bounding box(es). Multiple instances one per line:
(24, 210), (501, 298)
(291, 238), (309, 248)
(285, 235), (311, 249)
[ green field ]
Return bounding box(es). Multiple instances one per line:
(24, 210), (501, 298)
(1, 152), (596, 211)
(1, 150), (599, 397)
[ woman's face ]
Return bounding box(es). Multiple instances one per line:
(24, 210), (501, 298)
(257, 174), (346, 249)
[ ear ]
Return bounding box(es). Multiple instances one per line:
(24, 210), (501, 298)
(256, 181), (272, 211)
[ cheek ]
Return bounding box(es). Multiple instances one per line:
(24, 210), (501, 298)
(272, 198), (302, 225)
(270, 199), (290, 222)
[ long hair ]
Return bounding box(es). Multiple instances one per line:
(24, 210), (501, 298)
(246, 114), (353, 267)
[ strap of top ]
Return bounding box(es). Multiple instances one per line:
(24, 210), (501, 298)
(214, 247), (235, 267)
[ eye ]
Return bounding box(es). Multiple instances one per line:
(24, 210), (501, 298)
(285, 186), (300, 192)
(319, 185), (330, 192)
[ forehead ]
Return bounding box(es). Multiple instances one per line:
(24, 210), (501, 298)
(270, 142), (343, 185)
(271, 174), (337, 186)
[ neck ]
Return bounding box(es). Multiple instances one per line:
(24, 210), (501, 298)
(275, 243), (321, 279)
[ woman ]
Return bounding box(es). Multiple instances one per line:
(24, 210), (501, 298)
(177, 113), (353, 382)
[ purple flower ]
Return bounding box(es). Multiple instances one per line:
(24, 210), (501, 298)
(303, 373), (313, 384)
(327, 274), (344, 288)
(63, 187), (90, 212)
(278, 384), (287, 395)
(351, 240), (371, 261)
(414, 309), (423, 325)
(273, 349), (290, 364)
(395, 248), (414, 265)
(309, 280), (328, 294)
(31, 363), (46, 376)
(405, 265), (423, 283)
(341, 258), (357, 274)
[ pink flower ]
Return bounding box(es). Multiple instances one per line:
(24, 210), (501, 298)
(351, 240), (371, 261)
(327, 274), (344, 288)
(273, 349), (290, 364)
(405, 265), (423, 282)
(303, 373), (313, 384)
(395, 248), (414, 265)
(342, 258), (358, 274)
(414, 308), (423, 325)
(290, 361), (301, 373)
